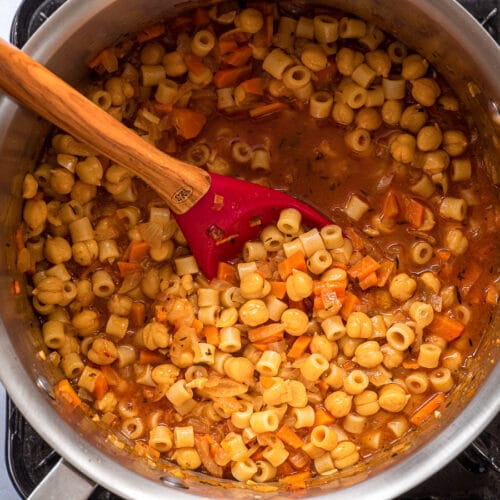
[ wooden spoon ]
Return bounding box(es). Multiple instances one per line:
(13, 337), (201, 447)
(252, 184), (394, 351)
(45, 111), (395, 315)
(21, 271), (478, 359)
(0, 38), (329, 278)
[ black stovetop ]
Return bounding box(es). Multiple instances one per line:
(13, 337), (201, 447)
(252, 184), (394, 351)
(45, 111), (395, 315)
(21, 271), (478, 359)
(5, 0), (500, 498)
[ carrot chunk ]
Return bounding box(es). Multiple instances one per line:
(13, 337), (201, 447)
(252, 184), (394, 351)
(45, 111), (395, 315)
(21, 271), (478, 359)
(270, 281), (287, 299)
(278, 251), (307, 280)
(248, 323), (286, 343)
(222, 45), (253, 66)
(93, 373), (109, 400)
(276, 424), (304, 449)
(279, 471), (311, 490)
(54, 379), (81, 407)
(117, 261), (142, 278)
(127, 241), (151, 262)
(203, 325), (220, 346)
(314, 408), (335, 426)
(348, 255), (381, 282)
(376, 258), (395, 287)
(288, 336), (312, 359)
(216, 262), (238, 285)
(130, 302), (146, 327)
(249, 101), (288, 118)
(340, 291), (361, 320)
(139, 350), (167, 365)
(213, 65), (252, 88)
(137, 22), (166, 43)
(426, 313), (465, 342)
(170, 108), (207, 139)
(239, 77), (265, 96)
(410, 392), (446, 426)
(402, 196), (426, 228)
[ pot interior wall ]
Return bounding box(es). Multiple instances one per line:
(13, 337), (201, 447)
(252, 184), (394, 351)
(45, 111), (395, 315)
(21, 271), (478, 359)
(0, 1), (498, 498)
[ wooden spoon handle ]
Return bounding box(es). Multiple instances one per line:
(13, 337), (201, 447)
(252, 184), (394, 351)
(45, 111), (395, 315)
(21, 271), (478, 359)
(0, 38), (211, 214)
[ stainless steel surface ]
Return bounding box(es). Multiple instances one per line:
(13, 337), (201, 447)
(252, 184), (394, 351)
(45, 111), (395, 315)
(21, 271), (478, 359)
(27, 458), (96, 500)
(0, 1), (498, 499)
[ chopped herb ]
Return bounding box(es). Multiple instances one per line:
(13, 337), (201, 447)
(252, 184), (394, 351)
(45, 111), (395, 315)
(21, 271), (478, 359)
(207, 225), (224, 241)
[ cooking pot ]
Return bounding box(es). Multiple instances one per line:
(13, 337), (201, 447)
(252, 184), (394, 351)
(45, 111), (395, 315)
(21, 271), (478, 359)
(0, 1), (498, 499)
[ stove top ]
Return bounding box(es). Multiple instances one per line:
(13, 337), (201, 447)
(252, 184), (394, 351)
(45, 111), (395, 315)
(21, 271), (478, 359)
(1, 0), (499, 499)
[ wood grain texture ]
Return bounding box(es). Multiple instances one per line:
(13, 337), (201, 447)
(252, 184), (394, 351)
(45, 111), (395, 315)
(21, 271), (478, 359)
(0, 38), (211, 214)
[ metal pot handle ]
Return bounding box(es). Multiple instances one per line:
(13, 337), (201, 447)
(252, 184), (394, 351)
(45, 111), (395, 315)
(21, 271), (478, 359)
(27, 458), (96, 500)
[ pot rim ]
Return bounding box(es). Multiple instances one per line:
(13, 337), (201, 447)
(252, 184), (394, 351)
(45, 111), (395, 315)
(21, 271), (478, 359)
(0, 0), (499, 498)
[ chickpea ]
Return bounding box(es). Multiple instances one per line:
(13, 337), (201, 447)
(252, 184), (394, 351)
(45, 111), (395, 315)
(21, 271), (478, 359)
(87, 338), (118, 365)
(390, 133), (416, 163)
(239, 299), (270, 326)
(442, 129), (468, 157)
(411, 78), (441, 107)
(401, 54), (429, 80)
(400, 104), (428, 134)
(44, 236), (72, 264)
(389, 273), (417, 301)
(23, 199), (47, 229)
(346, 312), (373, 338)
(416, 124), (442, 152)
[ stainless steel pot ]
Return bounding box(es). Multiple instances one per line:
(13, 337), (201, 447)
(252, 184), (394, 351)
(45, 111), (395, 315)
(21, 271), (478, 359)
(0, 1), (498, 499)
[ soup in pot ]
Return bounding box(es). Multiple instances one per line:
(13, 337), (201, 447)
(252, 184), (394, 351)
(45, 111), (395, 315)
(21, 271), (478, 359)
(15, 1), (499, 489)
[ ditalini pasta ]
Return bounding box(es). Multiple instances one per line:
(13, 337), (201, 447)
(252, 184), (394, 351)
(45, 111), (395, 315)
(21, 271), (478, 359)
(15, 1), (499, 490)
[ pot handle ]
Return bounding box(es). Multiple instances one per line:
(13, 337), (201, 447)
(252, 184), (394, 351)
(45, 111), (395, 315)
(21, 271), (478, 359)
(27, 458), (96, 500)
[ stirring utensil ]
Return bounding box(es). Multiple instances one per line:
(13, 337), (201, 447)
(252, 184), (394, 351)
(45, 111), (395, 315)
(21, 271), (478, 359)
(0, 38), (330, 278)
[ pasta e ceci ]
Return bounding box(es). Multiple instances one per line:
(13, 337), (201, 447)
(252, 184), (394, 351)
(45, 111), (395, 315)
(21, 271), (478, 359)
(16, 1), (499, 488)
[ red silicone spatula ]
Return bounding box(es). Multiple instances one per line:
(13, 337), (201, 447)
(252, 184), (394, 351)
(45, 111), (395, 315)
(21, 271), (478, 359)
(0, 39), (330, 278)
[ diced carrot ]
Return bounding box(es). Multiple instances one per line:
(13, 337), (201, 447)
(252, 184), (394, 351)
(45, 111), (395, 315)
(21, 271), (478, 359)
(87, 48), (118, 72)
(139, 350), (167, 365)
(213, 65), (252, 88)
(279, 471), (311, 490)
(183, 53), (207, 76)
(171, 16), (192, 33)
(359, 271), (378, 290)
(436, 248), (451, 263)
(170, 108), (207, 139)
(218, 39), (239, 55)
(348, 255), (381, 282)
(117, 261), (142, 277)
(409, 392), (446, 426)
(54, 379), (81, 407)
(426, 313), (465, 342)
(402, 196), (426, 228)
(276, 424), (304, 449)
(249, 101), (288, 118)
(222, 45), (253, 66)
(278, 251), (307, 280)
(402, 359), (420, 370)
(127, 241), (151, 262)
(239, 77), (265, 96)
(314, 408), (335, 426)
(459, 260), (483, 297)
(192, 7), (210, 26)
(270, 281), (287, 299)
(93, 373), (109, 400)
(382, 190), (399, 219)
(15, 228), (25, 252)
(376, 258), (395, 287)
(288, 299), (306, 311)
(252, 342), (272, 351)
(288, 336), (312, 360)
(11, 280), (21, 295)
(314, 62), (337, 88)
(203, 325), (220, 346)
(313, 279), (347, 297)
(137, 22), (166, 43)
(101, 366), (121, 386)
(192, 318), (204, 334)
(216, 262), (238, 285)
(248, 323), (286, 343)
(130, 301), (146, 327)
(340, 291), (361, 320)
(344, 226), (365, 251)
